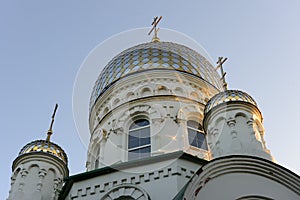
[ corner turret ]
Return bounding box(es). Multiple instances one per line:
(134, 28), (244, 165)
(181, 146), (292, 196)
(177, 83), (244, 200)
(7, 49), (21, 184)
(203, 90), (273, 161)
(7, 105), (68, 200)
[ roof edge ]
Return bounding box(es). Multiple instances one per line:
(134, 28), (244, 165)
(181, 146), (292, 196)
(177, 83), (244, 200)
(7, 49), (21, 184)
(59, 151), (208, 199)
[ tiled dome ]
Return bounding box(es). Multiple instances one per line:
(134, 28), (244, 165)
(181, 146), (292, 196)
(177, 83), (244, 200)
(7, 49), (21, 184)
(19, 140), (68, 164)
(204, 90), (257, 115)
(90, 41), (223, 111)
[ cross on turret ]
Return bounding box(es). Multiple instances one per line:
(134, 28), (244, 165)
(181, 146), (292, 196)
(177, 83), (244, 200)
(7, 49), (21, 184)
(216, 57), (228, 90)
(148, 16), (162, 42)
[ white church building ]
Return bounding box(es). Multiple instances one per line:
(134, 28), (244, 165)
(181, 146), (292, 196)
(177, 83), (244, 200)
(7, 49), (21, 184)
(6, 20), (300, 200)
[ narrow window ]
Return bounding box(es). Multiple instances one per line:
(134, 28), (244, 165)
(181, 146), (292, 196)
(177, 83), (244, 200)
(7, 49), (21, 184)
(94, 145), (100, 169)
(128, 119), (151, 161)
(94, 158), (99, 169)
(187, 120), (208, 150)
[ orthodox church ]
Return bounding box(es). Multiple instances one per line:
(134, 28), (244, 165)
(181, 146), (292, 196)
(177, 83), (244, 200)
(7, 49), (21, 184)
(6, 18), (300, 200)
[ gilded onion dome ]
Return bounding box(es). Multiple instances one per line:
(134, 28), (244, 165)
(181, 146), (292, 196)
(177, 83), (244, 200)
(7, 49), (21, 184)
(204, 90), (257, 115)
(18, 139), (68, 164)
(90, 41), (223, 111)
(16, 104), (68, 164)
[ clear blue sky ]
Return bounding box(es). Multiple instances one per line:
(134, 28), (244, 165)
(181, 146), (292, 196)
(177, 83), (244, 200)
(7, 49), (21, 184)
(1, 1), (300, 198)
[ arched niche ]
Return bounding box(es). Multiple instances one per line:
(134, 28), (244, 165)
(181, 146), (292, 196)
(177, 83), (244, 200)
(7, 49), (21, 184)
(101, 184), (150, 200)
(126, 91), (135, 101)
(156, 84), (169, 95)
(177, 104), (203, 123)
(174, 86), (185, 97)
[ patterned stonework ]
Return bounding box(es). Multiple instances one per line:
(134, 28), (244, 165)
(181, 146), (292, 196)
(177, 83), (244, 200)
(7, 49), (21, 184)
(204, 90), (257, 114)
(19, 140), (68, 164)
(90, 41), (223, 111)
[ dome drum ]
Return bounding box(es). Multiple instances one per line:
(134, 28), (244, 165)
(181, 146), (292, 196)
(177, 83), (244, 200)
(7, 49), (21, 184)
(89, 69), (220, 133)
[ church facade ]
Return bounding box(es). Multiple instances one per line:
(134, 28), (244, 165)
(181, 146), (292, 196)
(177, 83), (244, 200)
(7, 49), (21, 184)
(6, 22), (300, 200)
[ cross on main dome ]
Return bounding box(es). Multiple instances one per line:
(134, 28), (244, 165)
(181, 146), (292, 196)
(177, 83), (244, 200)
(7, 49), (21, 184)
(148, 16), (162, 42)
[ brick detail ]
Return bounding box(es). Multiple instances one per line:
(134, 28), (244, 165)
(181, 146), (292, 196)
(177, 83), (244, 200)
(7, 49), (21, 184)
(70, 165), (195, 198)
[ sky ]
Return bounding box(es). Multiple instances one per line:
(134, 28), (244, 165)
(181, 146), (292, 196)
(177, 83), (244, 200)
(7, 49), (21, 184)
(1, 0), (300, 198)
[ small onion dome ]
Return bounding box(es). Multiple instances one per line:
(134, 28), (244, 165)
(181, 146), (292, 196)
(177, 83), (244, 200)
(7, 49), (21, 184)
(18, 140), (68, 165)
(204, 90), (257, 115)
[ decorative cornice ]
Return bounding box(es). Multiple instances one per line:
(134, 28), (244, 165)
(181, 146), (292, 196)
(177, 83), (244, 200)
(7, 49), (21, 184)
(183, 155), (300, 199)
(12, 151), (69, 177)
(59, 151), (207, 199)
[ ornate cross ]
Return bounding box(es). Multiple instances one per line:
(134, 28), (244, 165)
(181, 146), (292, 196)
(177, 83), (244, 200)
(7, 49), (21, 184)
(46, 104), (58, 142)
(216, 57), (228, 90)
(148, 16), (162, 42)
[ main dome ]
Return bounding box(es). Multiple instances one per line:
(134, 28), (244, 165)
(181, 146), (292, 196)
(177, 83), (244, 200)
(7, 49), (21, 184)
(90, 41), (223, 110)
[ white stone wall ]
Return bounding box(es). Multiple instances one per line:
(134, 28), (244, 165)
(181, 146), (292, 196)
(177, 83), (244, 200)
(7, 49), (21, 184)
(65, 158), (202, 200)
(183, 156), (300, 200)
(87, 70), (220, 170)
(204, 103), (273, 161)
(7, 153), (68, 200)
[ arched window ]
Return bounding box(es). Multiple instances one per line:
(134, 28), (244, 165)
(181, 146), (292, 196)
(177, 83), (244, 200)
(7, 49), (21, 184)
(128, 119), (151, 161)
(187, 120), (208, 150)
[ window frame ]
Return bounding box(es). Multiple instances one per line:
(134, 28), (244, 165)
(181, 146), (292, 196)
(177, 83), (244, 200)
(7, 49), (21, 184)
(128, 119), (151, 161)
(187, 120), (208, 150)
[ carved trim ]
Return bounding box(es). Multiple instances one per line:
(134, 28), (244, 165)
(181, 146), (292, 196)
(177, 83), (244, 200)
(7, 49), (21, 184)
(70, 165), (195, 198)
(101, 184), (150, 200)
(183, 156), (300, 199)
(90, 72), (216, 130)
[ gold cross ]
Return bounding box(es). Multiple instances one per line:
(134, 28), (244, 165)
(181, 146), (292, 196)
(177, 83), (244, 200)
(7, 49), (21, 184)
(46, 104), (58, 142)
(216, 57), (228, 91)
(148, 16), (162, 42)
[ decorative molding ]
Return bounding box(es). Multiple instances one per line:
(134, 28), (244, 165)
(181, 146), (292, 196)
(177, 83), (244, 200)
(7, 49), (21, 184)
(176, 104), (204, 123)
(70, 165), (195, 198)
(36, 169), (47, 192)
(101, 184), (150, 200)
(183, 156), (300, 199)
(90, 71), (216, 130)
(8, 158), (66, 200)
